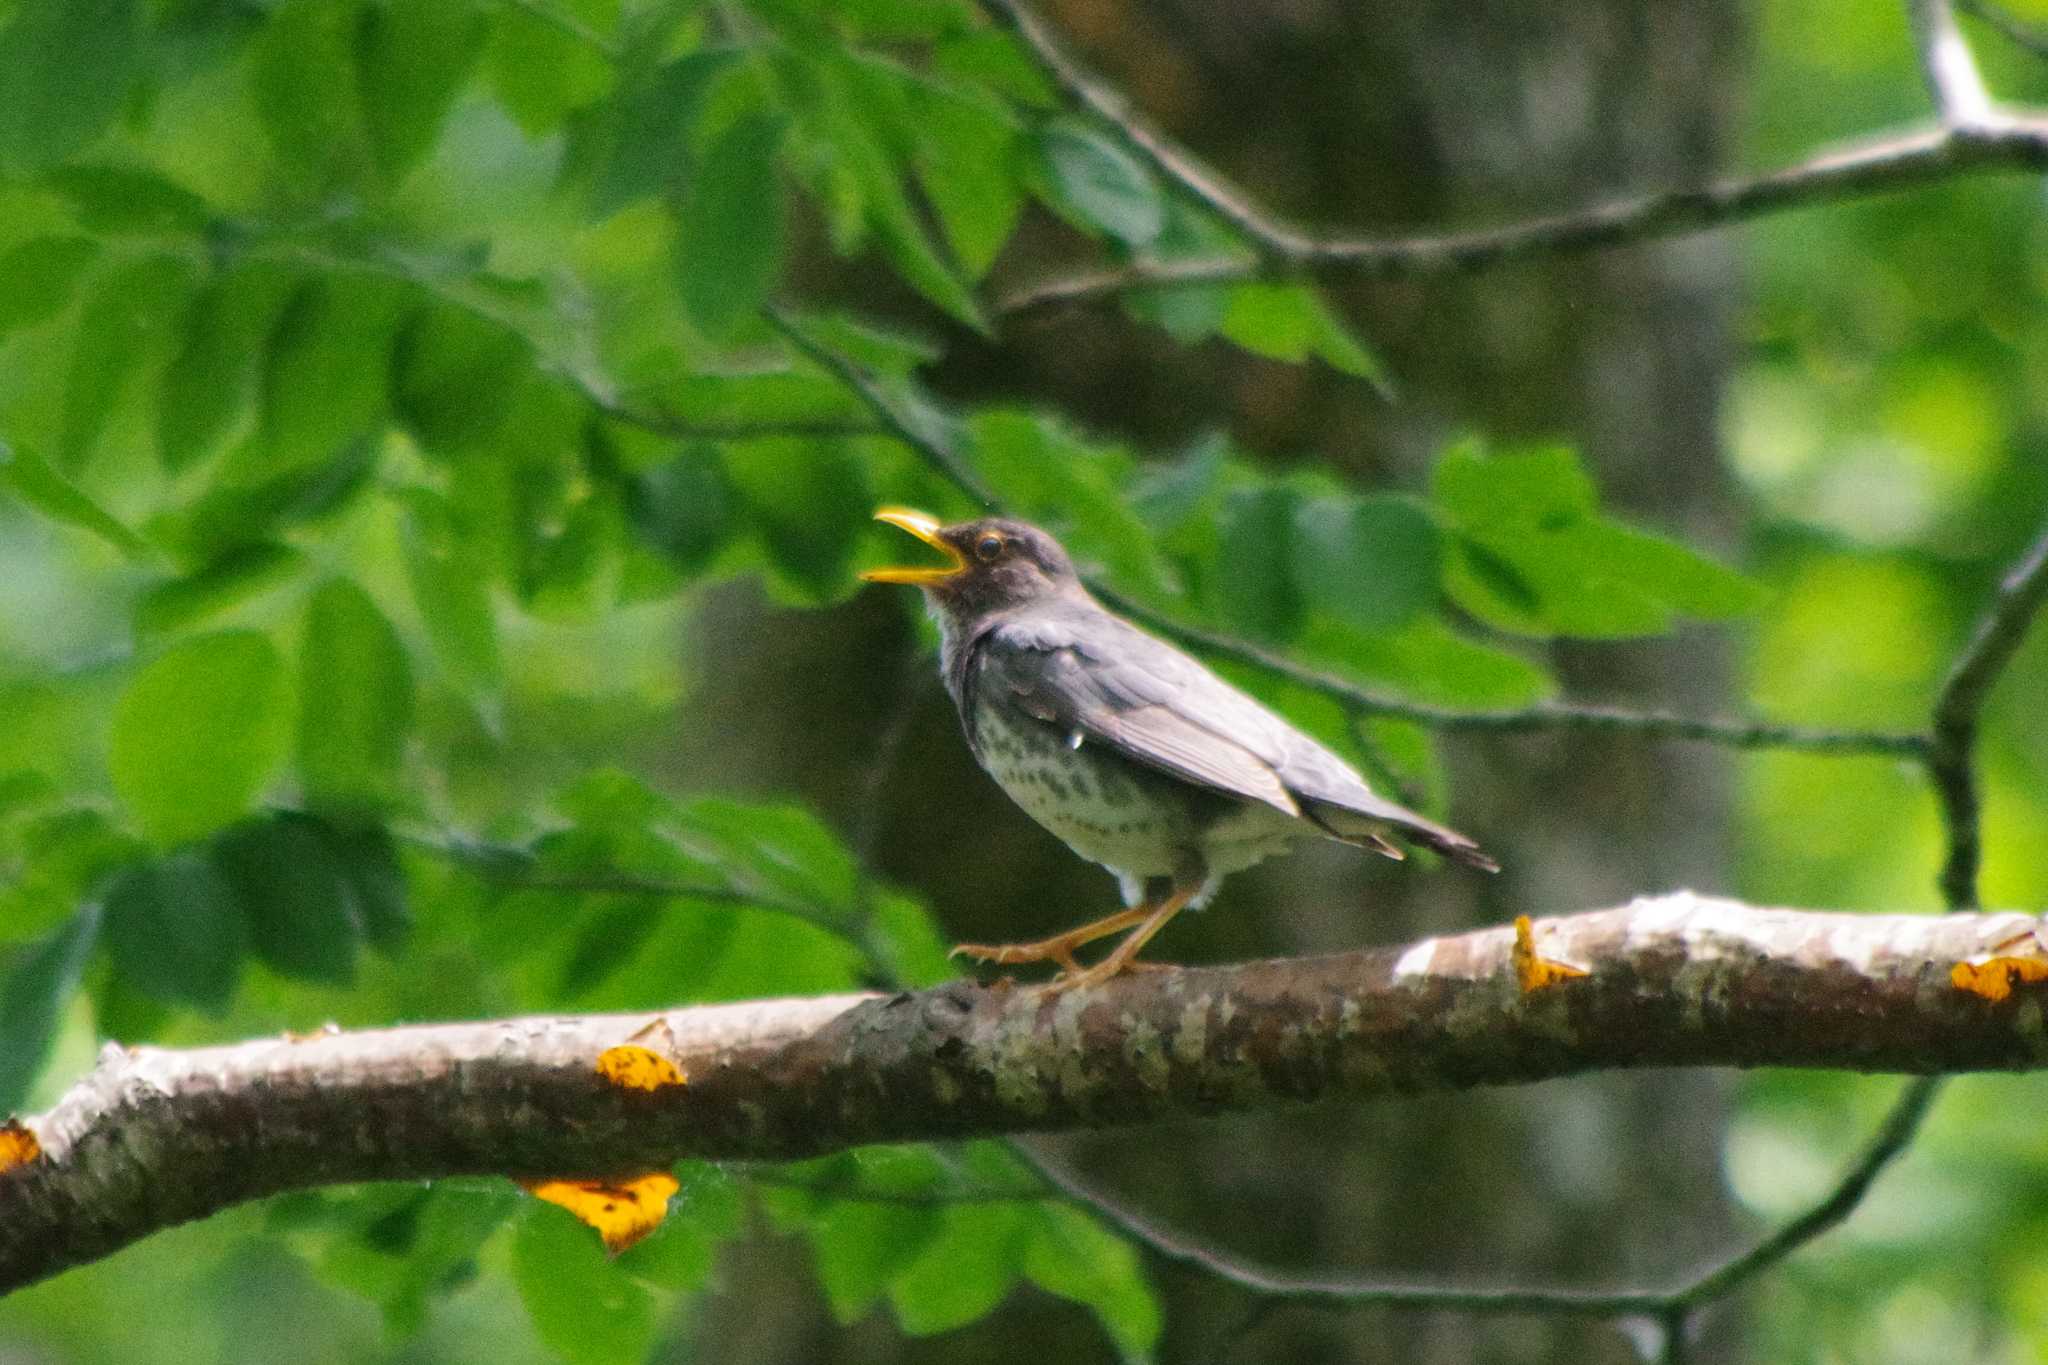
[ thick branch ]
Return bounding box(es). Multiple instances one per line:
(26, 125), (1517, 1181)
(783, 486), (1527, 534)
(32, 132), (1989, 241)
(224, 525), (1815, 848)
(7, 894), (2047, 1294)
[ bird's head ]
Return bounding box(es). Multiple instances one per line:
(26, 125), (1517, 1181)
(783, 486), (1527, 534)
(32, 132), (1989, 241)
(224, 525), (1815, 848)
(861, 507), (1081, 623)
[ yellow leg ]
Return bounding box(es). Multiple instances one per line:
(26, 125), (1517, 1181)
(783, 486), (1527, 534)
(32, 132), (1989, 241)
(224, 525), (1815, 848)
(1039, 884), (1196, 996)
(951, 905), (1155, 974)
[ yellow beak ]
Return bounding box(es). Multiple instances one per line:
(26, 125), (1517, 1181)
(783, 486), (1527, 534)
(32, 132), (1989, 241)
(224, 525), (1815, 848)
(861, 507), (967, 585)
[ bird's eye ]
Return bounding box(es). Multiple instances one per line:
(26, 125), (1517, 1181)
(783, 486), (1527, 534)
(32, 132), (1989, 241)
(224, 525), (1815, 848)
(975, 534), (1003, 562)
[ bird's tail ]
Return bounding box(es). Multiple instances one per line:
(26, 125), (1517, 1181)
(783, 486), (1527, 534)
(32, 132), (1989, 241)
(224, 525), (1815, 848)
(1307, 799), (1501, 873)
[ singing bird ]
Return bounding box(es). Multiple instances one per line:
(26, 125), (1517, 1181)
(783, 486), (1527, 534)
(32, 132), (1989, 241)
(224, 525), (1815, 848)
(863, 508), (1497, 991)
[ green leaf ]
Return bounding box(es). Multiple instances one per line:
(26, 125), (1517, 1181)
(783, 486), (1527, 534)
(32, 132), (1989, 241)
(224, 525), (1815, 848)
(213, 812), (365, 987)
(0, 440), (146, 557)
(59, 254), (198, 471)
(158, 260), (305, 474)
(723, 438), (872, 603)
(251, 0), (373, 192)
(402, 496), (503, 695)
(1432, 441), (1595, 528)
(0, 237), (97, 339)
(628, 446), (735, 574)
(259, 276), (407, 474)
(674, 797), (862, 914)
(393, 300), (536, 453)
(1291, 494), (1441, 632)
(776, 49), (987, 331)
(587, 49), (737, 216)
(0, 806), (145, 944)
(0, 907), (100, 1111)
(484, 0), (616, 136)
(512, 1204), (658, 1365)
(357, 0), (488, 183)
(299, 580), (415, 811)
(616, 1162), (743, 1291)
(1022, 1205), (1162, 1360)
(1220, 283), (1387, 388)
(157, 438), (381, 563)
(811, 1200), (940, 1321)
(324, 822), (410, 951)
(1214, 485), (1304, 639)
(674, 111), (787, 339)
(1295, 616), (1553, 708)
(886, 1203), (1028, 1335)
(44, 165), (215, 236)
(103, 849), (246, 1012)
(134, 543), (307, 637)
(967, 410), (1175, 597)
(110, 632), (291, 846)
(312, 1183), (518, 1336)
(915, 91), (1023, 277)
(0, 0), (141, 171)
(865, 890), (955, 988)
(1039, 120), (1164, 248)
(1431, 441), (1762, 637)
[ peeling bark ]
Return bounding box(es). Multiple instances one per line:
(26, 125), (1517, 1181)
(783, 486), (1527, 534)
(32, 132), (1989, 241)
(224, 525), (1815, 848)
(5, 893), (2046, 1293)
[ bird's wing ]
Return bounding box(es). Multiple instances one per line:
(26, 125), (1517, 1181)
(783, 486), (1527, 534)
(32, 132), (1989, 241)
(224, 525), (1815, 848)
(978, 616), (1301, 818)
(989, 607), (1497, 870)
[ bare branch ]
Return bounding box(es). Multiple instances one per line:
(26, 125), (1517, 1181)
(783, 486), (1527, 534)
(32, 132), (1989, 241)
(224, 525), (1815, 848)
(1097, 589), (1929, 760)
(1907, 0), (2000, 127)
(7, 894), (2045, 1294)
(1017, 1071), (1937, 1323)
(998, 121), (2048, 315)
(1928, 522), (2048, 908)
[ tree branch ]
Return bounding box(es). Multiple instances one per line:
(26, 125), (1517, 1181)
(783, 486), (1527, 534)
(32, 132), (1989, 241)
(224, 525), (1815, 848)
(1907, 0), (2000, 127)
(1928, 521), (2048, 908)
(7, 894), (2045, 1295)
(981, 0), (2048, 316)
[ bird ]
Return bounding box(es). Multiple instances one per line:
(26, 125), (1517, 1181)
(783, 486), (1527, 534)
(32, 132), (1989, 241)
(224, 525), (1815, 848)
(862, 506), (1498, 992)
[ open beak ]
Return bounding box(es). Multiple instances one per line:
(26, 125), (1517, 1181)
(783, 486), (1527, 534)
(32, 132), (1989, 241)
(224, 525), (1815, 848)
(861, 507), (967, 585)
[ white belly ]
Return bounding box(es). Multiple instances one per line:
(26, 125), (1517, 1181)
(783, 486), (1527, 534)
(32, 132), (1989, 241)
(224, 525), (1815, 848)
(971, 707), (1308, 896)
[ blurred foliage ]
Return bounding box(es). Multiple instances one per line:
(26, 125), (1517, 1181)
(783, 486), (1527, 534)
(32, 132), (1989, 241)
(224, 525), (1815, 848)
(0, 0), (2040, 1359)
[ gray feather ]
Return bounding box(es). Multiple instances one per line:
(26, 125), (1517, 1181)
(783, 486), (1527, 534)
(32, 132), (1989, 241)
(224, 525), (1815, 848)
(979, 604), (1497, 870)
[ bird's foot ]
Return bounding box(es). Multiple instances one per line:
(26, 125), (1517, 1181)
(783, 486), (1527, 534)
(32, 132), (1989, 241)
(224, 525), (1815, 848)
(950, 938), (1084, 974)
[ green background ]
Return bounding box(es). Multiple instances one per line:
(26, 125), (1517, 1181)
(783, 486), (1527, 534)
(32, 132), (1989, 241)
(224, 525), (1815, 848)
(1, 0), (2046, 1359)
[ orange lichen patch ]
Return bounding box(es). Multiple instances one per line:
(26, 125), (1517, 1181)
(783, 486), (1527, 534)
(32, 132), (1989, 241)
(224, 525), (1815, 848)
(1512, 915), (1589, 994)
(596, 1044), (686, 1092)
(1950, 956), (2048, 1003)
(522, 1173), (681, 1254)
(0, 1120), (42, 1173)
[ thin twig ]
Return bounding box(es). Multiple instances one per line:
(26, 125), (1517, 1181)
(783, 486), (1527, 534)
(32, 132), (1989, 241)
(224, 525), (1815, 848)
(399, 830), (854, 940)
(995, 123), (2048, 315)
(1669, 1077), (1944, 1308)
(1906, 0), (2001, 127)
(762, 304), (1001, 506)
(1014, 1142), (1665, 1317)
(1099, 588), (1929, 760)
(975, 0), (1313, 259)
(1015, 1072), (1938, 1325)
(1960, 0), (2048, 59)
(1926, 520), (2048, 909)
